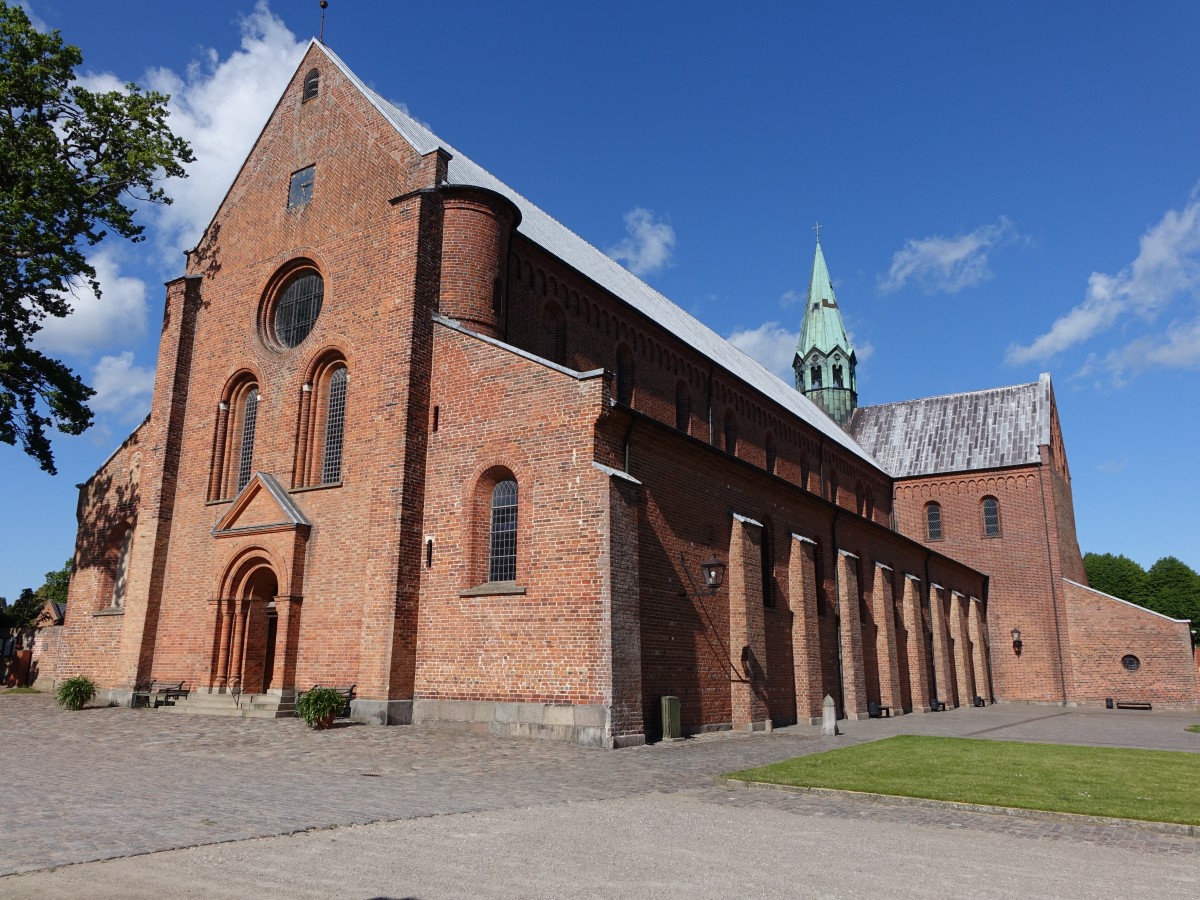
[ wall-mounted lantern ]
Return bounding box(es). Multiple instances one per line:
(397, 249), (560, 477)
(1011, 628), (1023, 656)
(700, 556), (726, 594)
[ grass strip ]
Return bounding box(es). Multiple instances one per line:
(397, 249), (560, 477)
(727, 735), (1200, 825)
(0, 686), (40, 694)
(1187, 724), (1200, 734)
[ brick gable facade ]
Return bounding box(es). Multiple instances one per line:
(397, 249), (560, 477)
(54, 42), (1193, 745)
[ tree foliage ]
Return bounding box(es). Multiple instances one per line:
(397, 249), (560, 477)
(1143, 556), (1200, 624)
(0, 586), (41, 628)
(0, 558), (71, 628)
(1087, 551), (1200, 643)
(0, 2), (192, 473)
(36, 558), (72, 605)
(1083, 552), (1148, 606)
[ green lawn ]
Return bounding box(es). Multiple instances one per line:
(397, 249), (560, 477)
(1187, 724), (1200, 734)
(727, 736), (1200, 825)
(0, 686), (40, 694)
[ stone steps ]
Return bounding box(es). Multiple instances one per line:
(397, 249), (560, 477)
(166, 692), (296, 720)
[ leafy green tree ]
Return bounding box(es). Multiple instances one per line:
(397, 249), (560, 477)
(35, 558), (71, 605)
(1144, 556), (1200, 625)
(1083, 552), (1149, 606)
(1, 587), (42, 628)
(0, 2), (193, 473)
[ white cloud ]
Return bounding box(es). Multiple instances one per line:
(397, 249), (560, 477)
(608, 208), (676, 277)
(1091, 319), (1200, 384)
(35, 250), (149, 355)
(79, 2), (307, 263)
(880, 217), (1019, 294)
(17, 2), (47, 31)
(779, 289), (801, 308)
(1008, 196), (1200, 367)
(89, 352), (156, 421)
(727, 322), (799, 384)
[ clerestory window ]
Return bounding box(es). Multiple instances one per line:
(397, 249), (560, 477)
(982, 496), (1001, 537)
(926, 502), (943, 542)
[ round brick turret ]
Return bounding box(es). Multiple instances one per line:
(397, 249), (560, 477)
(439, 186), (521, 339)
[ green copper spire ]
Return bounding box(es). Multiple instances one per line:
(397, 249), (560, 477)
(793, 233), (857, 426)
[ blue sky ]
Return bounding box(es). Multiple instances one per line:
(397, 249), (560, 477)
(3, 1), (1200, 600)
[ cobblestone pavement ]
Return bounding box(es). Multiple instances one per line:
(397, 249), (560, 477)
(2, 693), (1198, 879)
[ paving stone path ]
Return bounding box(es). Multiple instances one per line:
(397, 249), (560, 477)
(3, 693), (1198, 878)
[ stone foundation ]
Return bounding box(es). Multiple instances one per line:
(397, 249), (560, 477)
(412, 699), (642, 749)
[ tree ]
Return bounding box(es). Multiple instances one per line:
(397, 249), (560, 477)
(35, 558), (71, 605)
(0, 587), (41, 628)
(0, 3), (193, 473)
(1083, 552), (1148, 606)
(1143, 556), (1200, 625)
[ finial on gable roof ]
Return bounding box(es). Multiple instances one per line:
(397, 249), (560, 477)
(319, 1), (329, 43)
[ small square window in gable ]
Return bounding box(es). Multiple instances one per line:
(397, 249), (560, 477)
(288, 165), (315, 209)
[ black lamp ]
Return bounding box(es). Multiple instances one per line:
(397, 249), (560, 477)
(700, 556), (726, 593)
(1011, 627), (1023, 656)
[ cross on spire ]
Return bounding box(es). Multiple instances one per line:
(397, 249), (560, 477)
(812, 221), (822, 244)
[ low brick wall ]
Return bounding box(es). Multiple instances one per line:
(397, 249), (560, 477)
(1063, 579), (1199, 709)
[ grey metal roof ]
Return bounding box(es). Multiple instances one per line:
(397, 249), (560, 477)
(848, 374), (1051, 479)
(316, 43), (879, 469)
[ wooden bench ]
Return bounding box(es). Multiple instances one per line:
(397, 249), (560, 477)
(1116, 701), (1152, 711)
(930, 700), (947, 712)
(132, 680), (189, 708)
(867, 701), (891, 718)
(303, 684), (356, 718)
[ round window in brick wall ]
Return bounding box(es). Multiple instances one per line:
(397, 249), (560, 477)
(1120, 654), (1141, 672)
(264, 268), (324, 349)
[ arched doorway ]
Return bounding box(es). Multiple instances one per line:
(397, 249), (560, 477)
(211, 560), (281, 696)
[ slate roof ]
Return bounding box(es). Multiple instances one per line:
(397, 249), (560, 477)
(848, 374), (1051, 479)
(316, 43), (879, 469)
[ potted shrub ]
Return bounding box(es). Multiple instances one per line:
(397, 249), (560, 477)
(295, 686), (344, 729)
(55, 675), (97, 711)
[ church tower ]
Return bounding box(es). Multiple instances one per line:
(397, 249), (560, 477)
(793, 235), (857, 426)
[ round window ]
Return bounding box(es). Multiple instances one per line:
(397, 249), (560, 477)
(272, 271), (324, 348)
(1120, 654), (1141, 672)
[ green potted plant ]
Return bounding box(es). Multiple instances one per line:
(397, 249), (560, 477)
(295, 686), (344, 729)
(55, 675), (97, 711)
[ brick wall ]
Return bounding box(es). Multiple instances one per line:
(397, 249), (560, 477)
(894, 465), (1071, 704)
(1063, 580), (1199, 708)
(58, 42), (996, 742)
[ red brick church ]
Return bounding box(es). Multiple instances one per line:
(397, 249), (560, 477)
(54, 42), (1198, 746)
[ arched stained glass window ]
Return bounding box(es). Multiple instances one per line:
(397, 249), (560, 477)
(982, 497), (1001, 537)
(236, 388), (259, 492)
(320, 367), (348, 484)
(926, 502), (943, 541)
(489, 480), (519, 582)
